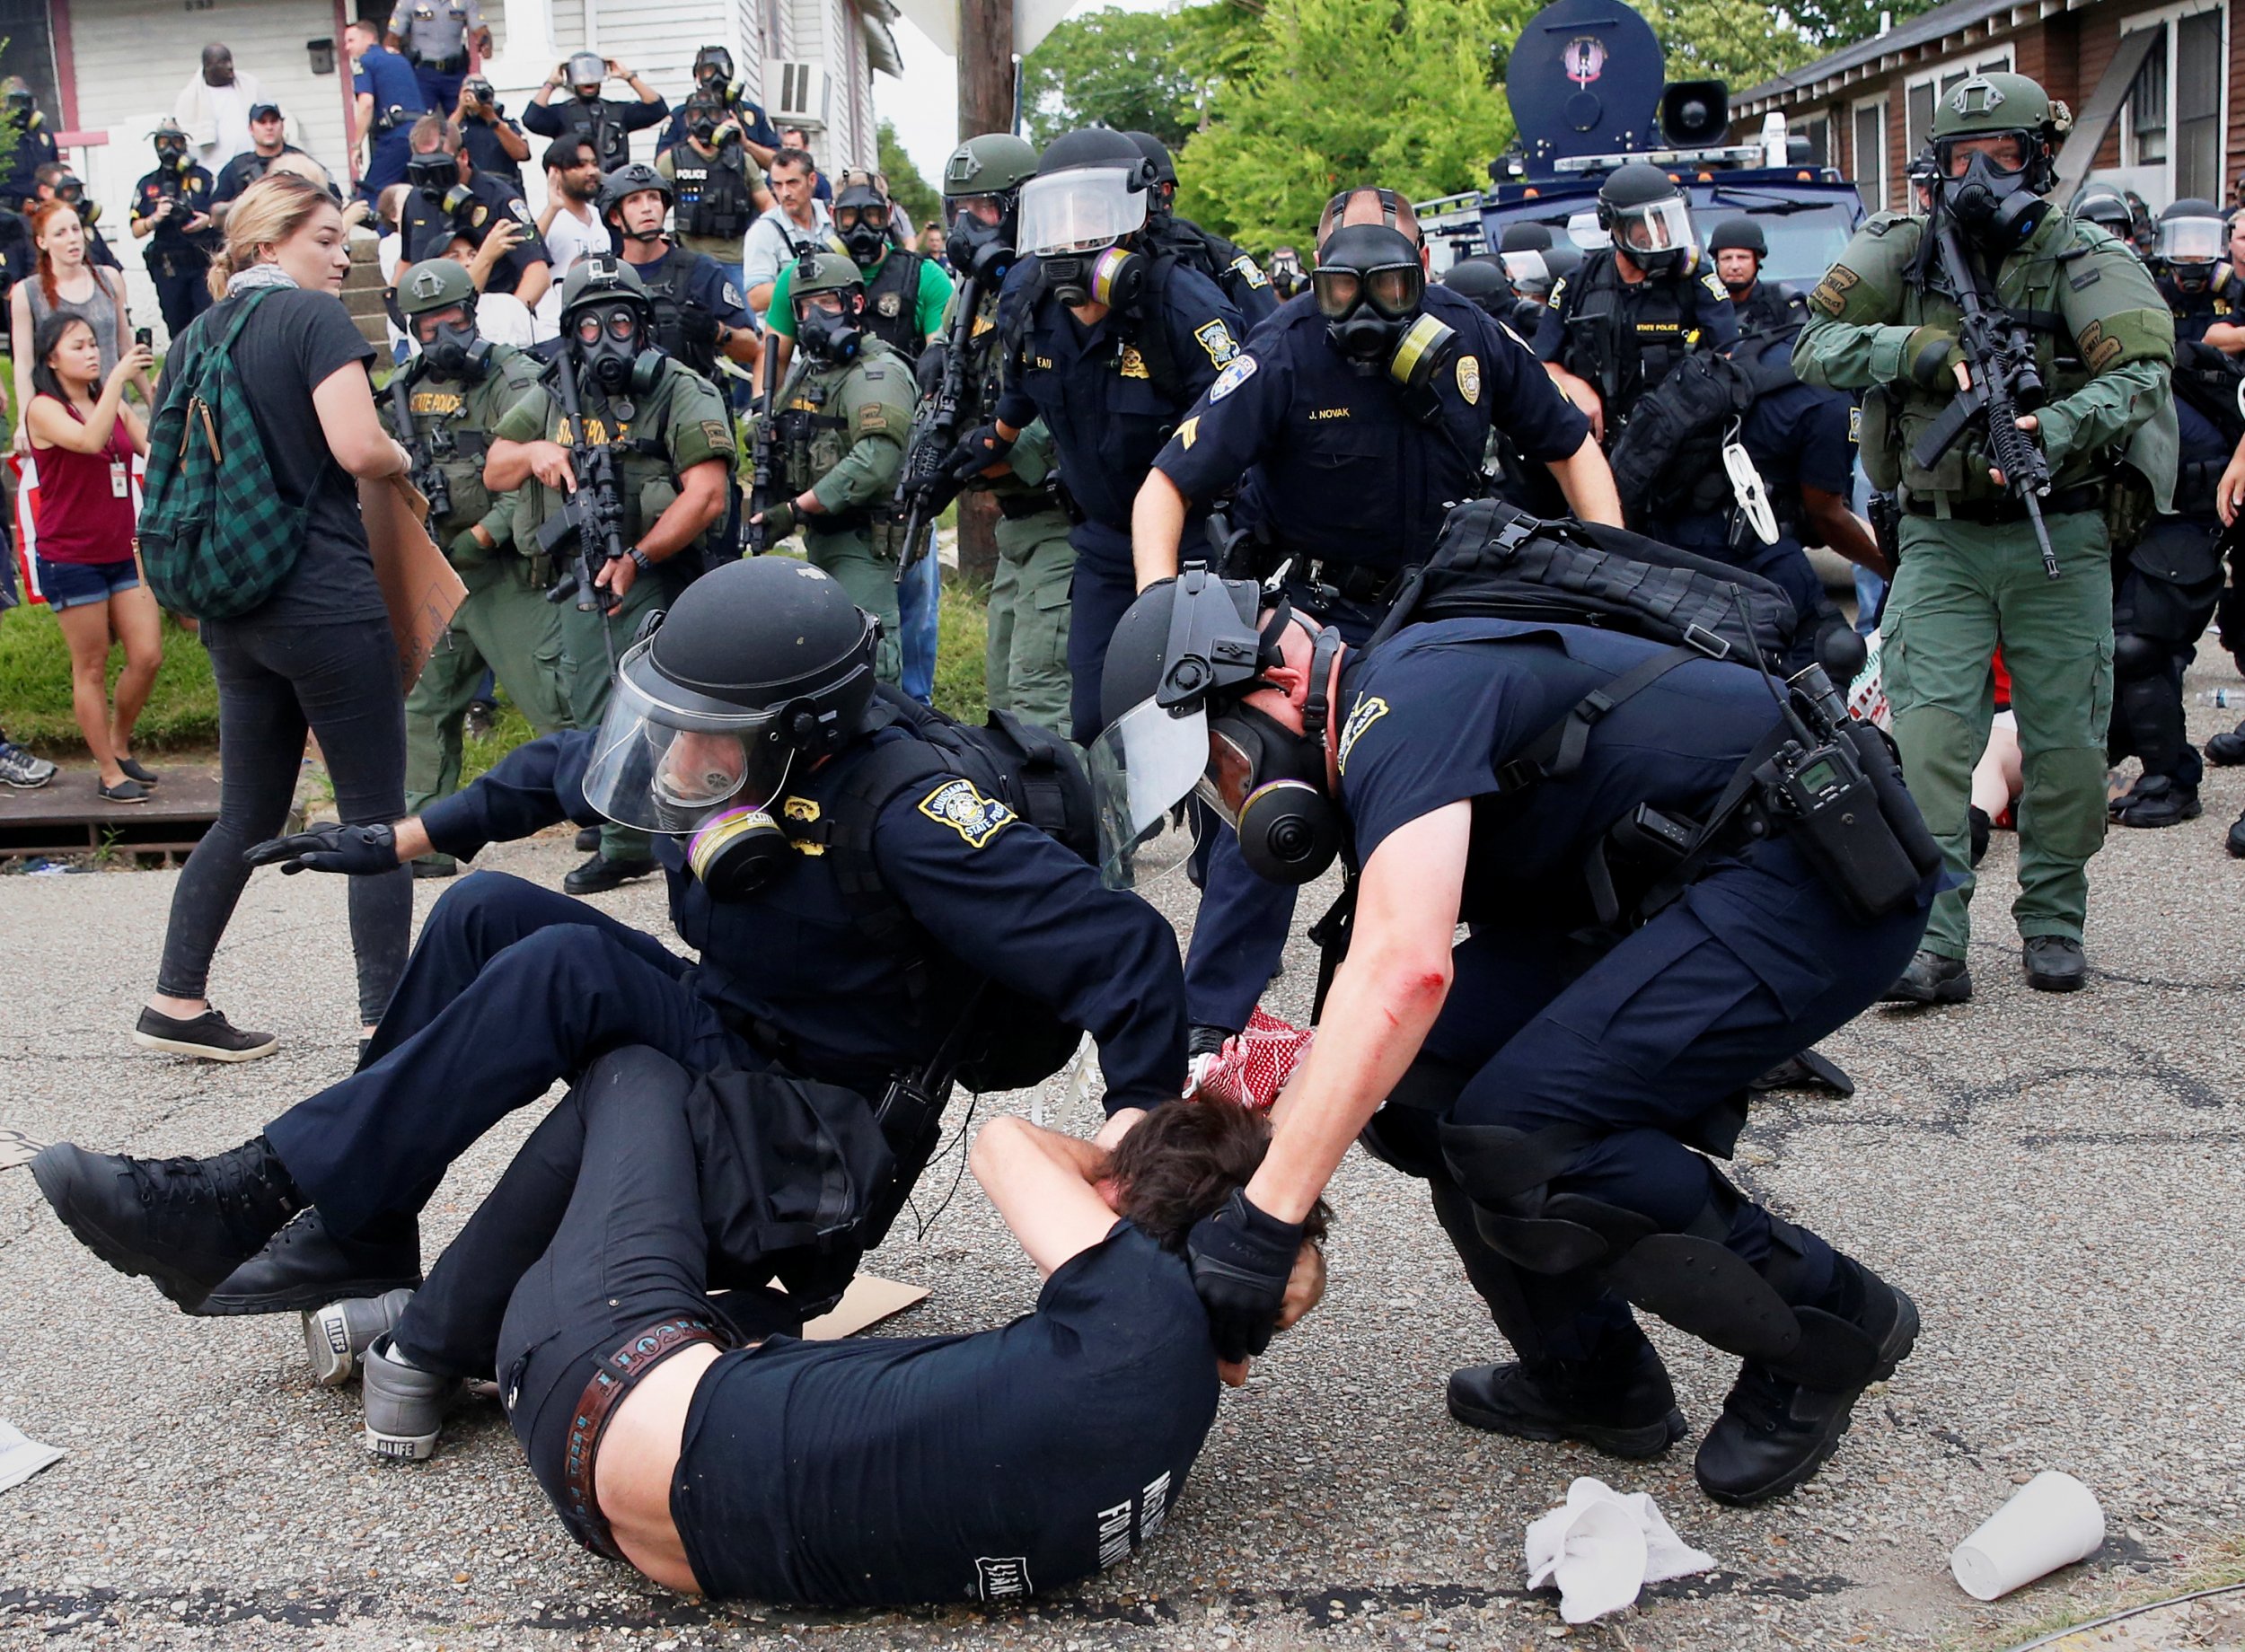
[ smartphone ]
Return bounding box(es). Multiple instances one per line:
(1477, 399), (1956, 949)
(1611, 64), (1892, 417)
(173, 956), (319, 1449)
(135, 327), (153, 350)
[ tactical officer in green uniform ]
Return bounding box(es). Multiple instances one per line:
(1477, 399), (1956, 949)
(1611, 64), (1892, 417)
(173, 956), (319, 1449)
(929, 133), (1075, 735)
(1796, 72), (2175, 1001)
(387, 259), (569, 879)
(750, 250), (917, 684)
(485, 256), (734, 894)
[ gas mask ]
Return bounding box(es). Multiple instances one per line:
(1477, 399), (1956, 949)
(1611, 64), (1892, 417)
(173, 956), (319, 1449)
(56, 182), (97, 224)
(795, 294), (863, 363)
(407, 152), (462, 200)
(693, 48), (744, 105)
(1202, 694), (1345, 885)
(1314, 224), (1457, 402)
(422, 317), (491, 380)
(1042, 242), (1145, 310)
(155, 141), (190, 175)
(571, 299), (659, 394)
(946, 202), (1014, 284)
(5, 91), (34, 129)
(832, 189), (892, 268)
(1935, 140), (2049, 253)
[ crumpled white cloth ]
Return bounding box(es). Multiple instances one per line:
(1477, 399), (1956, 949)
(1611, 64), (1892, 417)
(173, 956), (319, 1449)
(1525, 1476), (1714, 1623)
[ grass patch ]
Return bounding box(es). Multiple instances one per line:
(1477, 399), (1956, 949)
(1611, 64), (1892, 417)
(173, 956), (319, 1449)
(933, 573), (988, 725)
(0, 602), (219, 752)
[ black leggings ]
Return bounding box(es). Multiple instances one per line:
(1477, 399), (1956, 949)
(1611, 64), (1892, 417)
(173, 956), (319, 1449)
(156, 616), (410, 1025)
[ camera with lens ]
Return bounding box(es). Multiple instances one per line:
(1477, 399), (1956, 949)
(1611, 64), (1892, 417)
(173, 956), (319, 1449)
(462, 77), (500, 116)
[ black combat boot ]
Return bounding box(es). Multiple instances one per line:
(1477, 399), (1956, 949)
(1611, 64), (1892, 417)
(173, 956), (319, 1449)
(1880, 949), (1971, 1005)
(2206, 721), (2245, 766)
(1695, 1257), (1918, 1506)
(2109, 774), (2202, 829)
(195, 1207), (423, 1316)
(1448, 1332), (1686, 1459)
(562, 851), (658, 895)
(31, 1137), (304, 1310)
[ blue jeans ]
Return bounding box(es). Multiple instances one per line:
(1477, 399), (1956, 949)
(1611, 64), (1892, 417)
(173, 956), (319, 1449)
(898, 532), (940, 705)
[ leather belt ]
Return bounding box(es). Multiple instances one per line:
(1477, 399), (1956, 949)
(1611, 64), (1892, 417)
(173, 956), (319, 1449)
(1903, 483), (2102, 524)
(561, 1317), (723, 1561)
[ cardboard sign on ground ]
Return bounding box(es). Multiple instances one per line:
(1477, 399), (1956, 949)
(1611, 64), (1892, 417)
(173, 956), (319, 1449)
(801, 1276), (930, 1340)
(0, 1130), (48, 1172)
(361, 473), (467, 691)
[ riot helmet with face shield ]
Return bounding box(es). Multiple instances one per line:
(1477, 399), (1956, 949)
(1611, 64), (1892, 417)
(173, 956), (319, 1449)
(1020, 127), (1154, 307)
(1597, 163), (1694, 277)
(2154, 198), (2226, 292)
(581, 558), (881, 895)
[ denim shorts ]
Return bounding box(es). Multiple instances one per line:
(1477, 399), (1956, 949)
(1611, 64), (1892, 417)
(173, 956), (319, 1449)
(37, 553), (139, 611)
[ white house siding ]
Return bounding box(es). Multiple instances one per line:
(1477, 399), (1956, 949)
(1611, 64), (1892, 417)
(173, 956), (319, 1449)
(66, 0), (352, 342)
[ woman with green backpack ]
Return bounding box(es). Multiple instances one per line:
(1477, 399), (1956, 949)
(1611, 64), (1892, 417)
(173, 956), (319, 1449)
(135, 172), (418, 1063)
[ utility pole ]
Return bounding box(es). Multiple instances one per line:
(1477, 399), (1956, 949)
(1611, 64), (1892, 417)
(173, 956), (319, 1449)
(951, 0), (1014, 588)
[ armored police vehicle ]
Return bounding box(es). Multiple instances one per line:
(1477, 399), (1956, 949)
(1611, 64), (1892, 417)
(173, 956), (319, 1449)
(1417, 0), (1863, 292)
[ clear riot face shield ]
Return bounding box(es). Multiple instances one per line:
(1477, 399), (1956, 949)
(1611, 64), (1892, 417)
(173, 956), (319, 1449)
(1016, 165), (1148, 257)
(579, 637), (799, 834)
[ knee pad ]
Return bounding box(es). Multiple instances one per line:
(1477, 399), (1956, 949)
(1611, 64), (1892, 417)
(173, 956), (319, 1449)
(2111, 630), (2168, 683)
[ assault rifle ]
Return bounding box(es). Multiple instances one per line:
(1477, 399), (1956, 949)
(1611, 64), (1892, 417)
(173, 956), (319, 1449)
(541, 348), (630, 650)
(387, 365), (451, 529)
(1908, 210), (2061, 579)
(893, 270), (983, 580)
(745, 340), (779, 554)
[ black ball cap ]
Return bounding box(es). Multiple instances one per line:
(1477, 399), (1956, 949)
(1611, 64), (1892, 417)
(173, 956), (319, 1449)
(1707, 216), (1765, 256)
(645, 558), (873, 715)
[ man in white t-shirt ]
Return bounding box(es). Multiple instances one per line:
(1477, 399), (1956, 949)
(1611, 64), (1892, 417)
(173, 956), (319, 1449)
(743, 145), (832, 322)
(174, 44), (265, 171)
(533, 136), (612, 338)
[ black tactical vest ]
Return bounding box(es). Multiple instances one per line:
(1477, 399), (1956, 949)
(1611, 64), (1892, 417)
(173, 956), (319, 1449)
(1562, 251), (1691, 425)
(862, 250), (927, 362)
(673, 146), (755, 243)
(559, 98), (628, 173)
(639, 250), (722, 382)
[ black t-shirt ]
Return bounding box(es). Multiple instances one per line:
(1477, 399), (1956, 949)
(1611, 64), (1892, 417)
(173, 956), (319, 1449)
(174, 287), (383, 627)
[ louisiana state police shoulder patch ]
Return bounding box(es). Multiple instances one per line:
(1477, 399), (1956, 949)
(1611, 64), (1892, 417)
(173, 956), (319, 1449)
(919, 778), (1016, 848)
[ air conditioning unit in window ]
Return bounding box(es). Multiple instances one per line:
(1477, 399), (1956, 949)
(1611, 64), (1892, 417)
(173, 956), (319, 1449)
(772, 62), (830, 129)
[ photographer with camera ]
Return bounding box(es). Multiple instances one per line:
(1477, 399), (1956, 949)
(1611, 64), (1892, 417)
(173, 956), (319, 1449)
(385, 0), (493, 115)
(523, 53), (667, 176)
(1796, 71), (2175, 1002)
(453, 76), (529, 190)
(130, 120), (219, 337)
(400, 117), (550, 312)
(348, 19), (433, 200)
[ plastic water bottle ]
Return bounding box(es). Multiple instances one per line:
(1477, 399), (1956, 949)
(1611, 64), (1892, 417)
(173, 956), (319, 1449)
(2201, 688), (2245, 707)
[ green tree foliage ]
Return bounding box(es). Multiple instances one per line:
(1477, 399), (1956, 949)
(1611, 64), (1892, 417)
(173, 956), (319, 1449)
(1173, 0), (1534, 250)
(1019, 6), (1208, 151)
(1647, 0), (1818, 92)
(876, 119), (943, 233)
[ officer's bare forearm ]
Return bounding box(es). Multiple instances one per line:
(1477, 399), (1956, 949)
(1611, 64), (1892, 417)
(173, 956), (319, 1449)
(2205, 322), (2245, 356)
(1803, 485), (1889, 580)
(1545, 435), (1622, 527)
(390, 818), (433, 862)
(483, 437), (536, 490)
(496, 122), (530, 163)
(719, 323), (759, 365)
(1131, 469), (1191, 589)
(636, 460), (728, 559)
(513, 261), (552, 312)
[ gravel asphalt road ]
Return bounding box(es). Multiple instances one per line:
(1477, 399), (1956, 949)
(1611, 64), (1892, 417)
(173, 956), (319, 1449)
(4, 680), (2244, 1652)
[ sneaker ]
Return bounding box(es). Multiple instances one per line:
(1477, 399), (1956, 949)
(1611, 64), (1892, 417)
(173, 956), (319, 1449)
(196, 1206), (422, 1316)
(1695, 1261), (1919, 1507)
(116, 756), (160, 786)
(1448, 1348), (1686, 1459)
(28, 1138), (303, 1311)
(562, 851), (657, 895)
(132, 1005), (278, 1062)
(1880, 950), (1971, 1006)
(304, 1289), (416, 1387)
(363, 1336), (462, 1460)
(0, 741), (57, 788)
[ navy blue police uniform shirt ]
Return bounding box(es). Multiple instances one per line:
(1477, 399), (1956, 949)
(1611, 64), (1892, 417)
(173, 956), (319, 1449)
(1332, 618), (1783, 927)
(130, 165), (220, 258)
(402, 172), (549, 291)
(1734, 280), (1809, 340)
(459, 115), (527, 186)
(992, 256), (1245, 534)
(674, 1222), (1219, 1607)
(1531, 252), (1741, 368)
(635, 244), (755, 331)
(1153, 286), (1589, 573)
(355, 44), (431, 126)
(419, 728), (1186, 1110)
(1739, 379), (1853, 512)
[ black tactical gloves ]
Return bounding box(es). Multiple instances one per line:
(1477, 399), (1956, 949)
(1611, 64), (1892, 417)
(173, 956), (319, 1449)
(245, 822), (401, 876)
(1184, 1187), (1305, 1362)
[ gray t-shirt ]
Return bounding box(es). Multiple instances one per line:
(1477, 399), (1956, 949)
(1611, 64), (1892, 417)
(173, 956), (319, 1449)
(165, 286), (384, 628)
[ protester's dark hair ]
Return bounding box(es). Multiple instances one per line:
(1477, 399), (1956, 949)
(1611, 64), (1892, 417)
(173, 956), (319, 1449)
(543, 136), (591, 172)
(1107, 1099), (1331, 1254)
(30, 310), (95, 403)
(28, 199), (82, 310)
(770, 145), (814, 178)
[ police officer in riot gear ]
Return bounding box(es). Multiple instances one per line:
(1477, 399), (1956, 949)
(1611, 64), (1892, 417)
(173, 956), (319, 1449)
(523, 51), (668, 175)
(485, 256), (734, 895)
(659, 45), (782, 171)
(2069, 183), (2136, 248)
(1536, 163), (1741, 556)
(386, 0), (492, 113)
(383, 259), (569, 879)
(911, 133), (1077, 736)
(400, 117), (551, 310)
(1093, 572), (1928, 1507)
(1129, 186), (1622, 1057)
(966, 126), (1246, 743)
(2107, 198), (2233, 830)
(600, 163), (759, 388)
(130, 120), (219, 337)
(1124, 130), (1278, 331)
(1797, 71), (2175, 999)
(655, 94), (772, 286)
(32, 556), (1186, 1344)
(0, 79), (58, 214)
(752, 251), (918, 683)
(1708, 217), (1808, 338)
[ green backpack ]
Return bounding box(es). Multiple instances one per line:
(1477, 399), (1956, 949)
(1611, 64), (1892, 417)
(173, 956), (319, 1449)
(137, 287), (313, 620)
